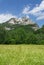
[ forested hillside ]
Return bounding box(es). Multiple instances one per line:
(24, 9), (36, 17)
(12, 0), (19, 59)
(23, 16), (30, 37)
(0, 23), (44, 44)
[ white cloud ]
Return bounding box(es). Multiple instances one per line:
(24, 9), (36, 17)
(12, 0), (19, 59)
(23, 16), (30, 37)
(36, 12), (44, 20)
(22, 5), (30, 14)
(0, 14), (17, 23)
(37, 16), (44, 20)
(26, 15), (29, 18)
(22, 0), (44, 20)
(29, 0), (44, 14)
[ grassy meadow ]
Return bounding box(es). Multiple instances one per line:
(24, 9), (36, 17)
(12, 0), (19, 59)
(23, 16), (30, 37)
(0, 45), (44, 65)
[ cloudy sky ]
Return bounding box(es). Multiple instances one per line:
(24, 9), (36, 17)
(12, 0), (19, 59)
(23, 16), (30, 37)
(0, 0), (44, 27)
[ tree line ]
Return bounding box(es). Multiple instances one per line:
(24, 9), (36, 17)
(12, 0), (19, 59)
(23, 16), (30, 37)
(0, 25), (44, 44)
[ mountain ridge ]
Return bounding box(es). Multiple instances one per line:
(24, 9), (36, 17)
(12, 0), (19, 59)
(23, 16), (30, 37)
(1, 17), (39, 31)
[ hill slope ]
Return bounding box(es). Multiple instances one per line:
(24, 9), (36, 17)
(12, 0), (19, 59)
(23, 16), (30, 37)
(0, 17), (44, 44)
(2, 17), (39, 31)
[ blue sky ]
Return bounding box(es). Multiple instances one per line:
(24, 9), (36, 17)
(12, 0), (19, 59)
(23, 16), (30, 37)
(0, 0), (44, 27)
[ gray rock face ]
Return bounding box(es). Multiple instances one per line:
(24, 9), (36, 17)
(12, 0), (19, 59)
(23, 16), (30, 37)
(7, 17), (35, 25)
(5, 17), (39, 30)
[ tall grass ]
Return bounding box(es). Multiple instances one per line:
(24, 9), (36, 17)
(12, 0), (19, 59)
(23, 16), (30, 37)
(0, 45), (44, 65)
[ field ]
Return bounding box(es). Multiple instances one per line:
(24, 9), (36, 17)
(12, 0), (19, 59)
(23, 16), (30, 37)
(0, 45), (44, 65)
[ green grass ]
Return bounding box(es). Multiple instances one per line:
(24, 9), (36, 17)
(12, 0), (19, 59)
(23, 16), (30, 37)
(0, 45), (44, 65)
